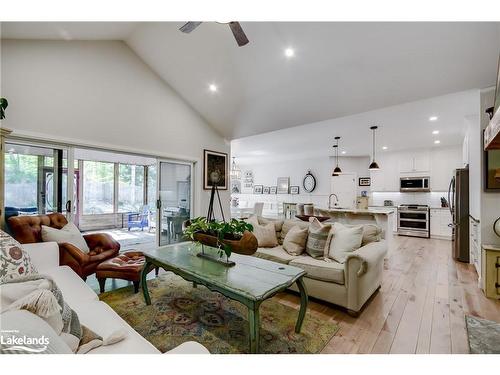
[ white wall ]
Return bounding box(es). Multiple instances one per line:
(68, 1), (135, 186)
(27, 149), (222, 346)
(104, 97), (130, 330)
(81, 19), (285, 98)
(0, 39), (230, 219)
(235, 155), (370, 207)
(480, 88), (500, 246)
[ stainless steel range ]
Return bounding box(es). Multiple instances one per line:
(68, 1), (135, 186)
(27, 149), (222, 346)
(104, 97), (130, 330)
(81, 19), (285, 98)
(397, 204), (430, 238)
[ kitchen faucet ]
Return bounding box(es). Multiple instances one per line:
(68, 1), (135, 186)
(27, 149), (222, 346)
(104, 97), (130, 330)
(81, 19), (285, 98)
(328, 193), (339, 209)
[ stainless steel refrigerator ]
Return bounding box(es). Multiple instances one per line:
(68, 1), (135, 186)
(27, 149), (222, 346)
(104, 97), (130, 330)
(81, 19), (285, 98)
(448, 167), (469, 262)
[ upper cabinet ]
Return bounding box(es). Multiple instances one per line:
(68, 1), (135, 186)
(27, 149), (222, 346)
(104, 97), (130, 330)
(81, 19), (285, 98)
(370, 147), (461, 192)
(399, 151), (430, 173)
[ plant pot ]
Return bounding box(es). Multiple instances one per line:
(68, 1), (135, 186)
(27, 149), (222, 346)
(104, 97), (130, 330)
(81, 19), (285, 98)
(193, 231), (258, 256)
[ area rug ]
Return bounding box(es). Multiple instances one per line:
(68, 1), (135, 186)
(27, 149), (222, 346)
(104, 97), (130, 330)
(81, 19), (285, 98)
(465, 315), (500, 354)
(100, 274), (338, 354)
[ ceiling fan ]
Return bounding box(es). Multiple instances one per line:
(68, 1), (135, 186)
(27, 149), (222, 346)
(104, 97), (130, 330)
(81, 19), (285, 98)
(179, 22), (249, 47)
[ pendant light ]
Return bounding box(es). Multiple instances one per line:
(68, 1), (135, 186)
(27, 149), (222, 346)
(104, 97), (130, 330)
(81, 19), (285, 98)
(230, 157), (241, 180)
(369, 126), (380, 170)
(332, 136), (342, 176)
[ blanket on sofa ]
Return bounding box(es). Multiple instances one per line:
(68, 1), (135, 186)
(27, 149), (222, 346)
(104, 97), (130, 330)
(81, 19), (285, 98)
(1, 275), (126, 353)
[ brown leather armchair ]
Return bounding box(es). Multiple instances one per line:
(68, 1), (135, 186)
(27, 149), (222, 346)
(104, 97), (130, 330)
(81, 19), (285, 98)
(8, 213), (120, 280)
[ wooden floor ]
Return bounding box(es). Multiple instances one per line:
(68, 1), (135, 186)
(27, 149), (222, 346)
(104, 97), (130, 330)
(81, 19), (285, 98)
(274, 236), (500, 354)
(90, 236), (500, 354)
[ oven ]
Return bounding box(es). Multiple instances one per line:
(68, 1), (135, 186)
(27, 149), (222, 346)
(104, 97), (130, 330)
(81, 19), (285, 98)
(397, 204), (430, 238)
(400, 177), (430, 192)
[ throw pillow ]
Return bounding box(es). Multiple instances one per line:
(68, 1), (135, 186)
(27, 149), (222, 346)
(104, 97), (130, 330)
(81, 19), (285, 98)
(340, 223), (382, 245)
(0, 230), (37, 283)
(282, 226), (308, 255)
(252, 222), (278, 248)
(305, 217), (332, 259)
(280, 219), (310, 245)
(328, 222), (363, 263)
(41, 222), (90, 253)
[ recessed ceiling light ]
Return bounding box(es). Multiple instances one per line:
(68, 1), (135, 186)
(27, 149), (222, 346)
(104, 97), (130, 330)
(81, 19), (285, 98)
(382, 146), (388, 150)
(434, 140), (441, 144)
(432, 130), (439, 135)
(429, 116), (438, 121)
(209, 84), (217, 92)
(341, 151), (346, 154)
(284, 48), (295, 58)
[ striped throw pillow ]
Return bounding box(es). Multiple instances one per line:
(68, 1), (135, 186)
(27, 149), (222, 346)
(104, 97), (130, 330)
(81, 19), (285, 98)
(305, 218), (332, 258)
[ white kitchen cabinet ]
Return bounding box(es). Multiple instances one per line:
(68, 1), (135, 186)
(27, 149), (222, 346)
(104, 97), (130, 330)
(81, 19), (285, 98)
(399, 151), (430, 173)
(469, 217), (480, 276)
(430, 208), (452, 240)
(370, 154), (398, 192)
(393, 207), (398, 232)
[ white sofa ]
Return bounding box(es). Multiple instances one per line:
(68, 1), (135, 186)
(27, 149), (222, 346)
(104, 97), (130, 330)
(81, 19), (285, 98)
(252, 218), (388, 316)
(5, 241), (209, 354)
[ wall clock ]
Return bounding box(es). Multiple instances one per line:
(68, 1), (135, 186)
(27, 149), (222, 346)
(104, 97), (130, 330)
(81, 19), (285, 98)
(303, 171), (316, 193)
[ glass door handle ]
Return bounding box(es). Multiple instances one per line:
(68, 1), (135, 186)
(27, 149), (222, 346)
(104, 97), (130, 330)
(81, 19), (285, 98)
(66, 200), (72, 213)
(156, 199), (162, 209)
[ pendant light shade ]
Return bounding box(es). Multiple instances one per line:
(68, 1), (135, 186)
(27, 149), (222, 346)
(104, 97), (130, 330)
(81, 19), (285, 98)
(369, 126), (380, 170)
(332, 136), (342, 176)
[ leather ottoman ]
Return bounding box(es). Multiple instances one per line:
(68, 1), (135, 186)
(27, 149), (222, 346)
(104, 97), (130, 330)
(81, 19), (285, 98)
(96, 251), (158, 293)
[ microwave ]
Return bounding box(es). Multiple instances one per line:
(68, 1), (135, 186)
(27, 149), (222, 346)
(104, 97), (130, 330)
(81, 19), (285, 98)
(400, 177), (430, 192)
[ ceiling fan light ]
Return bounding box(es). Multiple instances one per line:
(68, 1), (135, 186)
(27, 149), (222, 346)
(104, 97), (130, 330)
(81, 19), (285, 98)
(369, 161), (380, 170)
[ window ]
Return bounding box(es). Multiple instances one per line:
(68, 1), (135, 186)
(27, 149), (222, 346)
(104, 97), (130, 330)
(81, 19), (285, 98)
(82, 161), (114, 214)
(4, 152), (38, 208)
(147, 165), (157, 211)
(118, 164), (145, 212)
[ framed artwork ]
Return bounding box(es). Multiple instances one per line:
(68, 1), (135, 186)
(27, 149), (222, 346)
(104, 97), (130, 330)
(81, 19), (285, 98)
(277, 177), (290, 194)
(231, 180), (241, 194)
(263, 186), (270, 194)
(253, 185), (263, 194)
(269, 186), (277, 194)
(203, 149), (228, 190)
(359, 177), (371, 186)
(290, 186), (300, 195)
(484, 147), (500, 190)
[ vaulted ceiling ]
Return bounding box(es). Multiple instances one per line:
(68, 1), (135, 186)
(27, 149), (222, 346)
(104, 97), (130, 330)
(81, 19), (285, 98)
(2, 22), (500, 142)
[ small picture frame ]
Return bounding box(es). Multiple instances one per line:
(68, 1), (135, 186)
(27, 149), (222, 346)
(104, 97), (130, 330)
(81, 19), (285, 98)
(290, 186), (300, 195)
(359, 177), (371, 187)
(253, 185), (263, 194)
(277, 177), (290, 194)
(269, 186), (277, 194)
(263, 186), (270, 194)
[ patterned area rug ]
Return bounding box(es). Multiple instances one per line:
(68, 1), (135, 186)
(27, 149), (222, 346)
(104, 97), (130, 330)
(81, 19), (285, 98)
(466, 315), (500, 354)
(100, 274), (338, 354)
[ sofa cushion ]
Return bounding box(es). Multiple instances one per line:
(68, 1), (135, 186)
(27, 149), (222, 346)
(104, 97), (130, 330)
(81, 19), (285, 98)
(305, 218), (332, 259)
(0, 310), (72, 354)
(279, 219), (310, 245)
(41, 222), (90, 253)
(328, 223), (363, 263)
(257, 216), (284, 233)
(0, 230), (37, 283)
(42, 266), (99, 309)
(341, 223), (382, 245)
(254, 246), (299, 264)
(282, 226), (308, 255)
(289, 256), (345, 285)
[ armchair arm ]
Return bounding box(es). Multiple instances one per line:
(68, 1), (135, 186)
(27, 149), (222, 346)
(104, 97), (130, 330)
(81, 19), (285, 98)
(344, 240), (388, 313)
(345, 240), (388, 278)
(83, 233), (121, 253)
(60, 242), (91, 264)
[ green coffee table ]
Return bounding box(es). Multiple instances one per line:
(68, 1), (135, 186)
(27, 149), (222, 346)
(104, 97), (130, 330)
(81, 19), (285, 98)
(141, 242), (308, 353)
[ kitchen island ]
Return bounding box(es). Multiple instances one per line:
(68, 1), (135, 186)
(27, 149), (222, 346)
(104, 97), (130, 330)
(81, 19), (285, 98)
(314, 207), (395, 246)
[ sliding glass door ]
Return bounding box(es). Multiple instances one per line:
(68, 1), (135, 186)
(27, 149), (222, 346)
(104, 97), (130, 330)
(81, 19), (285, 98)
(156, 160), (193, 246)
(3, 141), (75, 224)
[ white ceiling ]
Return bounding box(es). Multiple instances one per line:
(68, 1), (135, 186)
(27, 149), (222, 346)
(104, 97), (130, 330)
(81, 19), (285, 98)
(231, 90), (479, 162)
(1, 22), (499, 145)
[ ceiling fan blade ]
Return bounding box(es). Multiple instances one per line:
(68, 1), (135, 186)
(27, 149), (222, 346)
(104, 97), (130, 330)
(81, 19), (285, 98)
(179, 22), (202, 33)
(228, 22), (249, 46)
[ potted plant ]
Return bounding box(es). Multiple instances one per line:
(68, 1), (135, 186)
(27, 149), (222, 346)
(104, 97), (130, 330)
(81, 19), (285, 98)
(0, 98), (8, 119)
(183, 217), (257, 266)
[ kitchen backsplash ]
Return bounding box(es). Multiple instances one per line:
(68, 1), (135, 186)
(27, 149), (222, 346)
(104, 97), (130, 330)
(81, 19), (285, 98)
(370, 191), (449, 208)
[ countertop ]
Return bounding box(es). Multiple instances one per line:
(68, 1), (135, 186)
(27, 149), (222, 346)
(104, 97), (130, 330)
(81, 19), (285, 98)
(316, 207), (395, 215)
